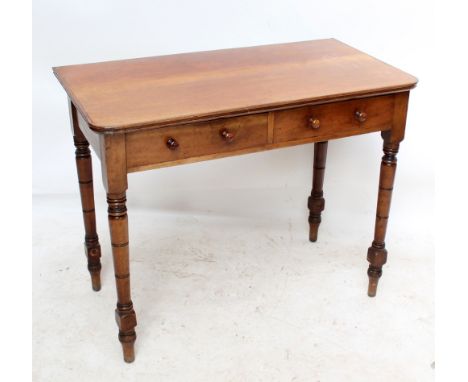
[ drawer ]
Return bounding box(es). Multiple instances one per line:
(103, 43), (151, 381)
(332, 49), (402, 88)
(273, 95), (395, 144)
(126, 114), (268, 171)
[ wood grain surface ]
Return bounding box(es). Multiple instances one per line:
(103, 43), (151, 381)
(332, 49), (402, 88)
(274, 94), (395, 143)
(126, 114), (268, 171)
(54, 39), (417, 132)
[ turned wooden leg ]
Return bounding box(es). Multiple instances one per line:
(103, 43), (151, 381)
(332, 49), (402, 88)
(73, 133), (102, 291)
(367, 138), (400, 297)
(107, 193), (137, 362)
(308, 141), (328, 242)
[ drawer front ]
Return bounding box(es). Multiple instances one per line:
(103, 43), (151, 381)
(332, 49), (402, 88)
(126, 114), (268, 170)
(274, 95), (395, 143)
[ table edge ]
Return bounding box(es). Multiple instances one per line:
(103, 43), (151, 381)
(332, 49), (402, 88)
(60, 84), (416, 135)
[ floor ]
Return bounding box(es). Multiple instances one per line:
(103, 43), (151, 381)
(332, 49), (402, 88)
(33, 185), (434, 381)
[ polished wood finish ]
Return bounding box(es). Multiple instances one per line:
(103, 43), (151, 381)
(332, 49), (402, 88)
(166, 137), (179, 150)
(308, 142), (328, 242)
(107, 193), (137, 362)
(273, 94), (394, 144)
(366, 91), (409, 296)
(70, 101), (102, 291)
(126, 114), (268, 171)
(100, 133), (137, 362)
(308, 118), (321, 130)
(355, 110), (368, 123)
(56, 40), (416, 362)
(53, 39), (416, 132)
(126, 95), (395, 172)
(367, 137), (397, 297)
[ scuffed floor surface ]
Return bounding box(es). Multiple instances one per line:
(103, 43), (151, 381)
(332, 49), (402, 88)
(33, 189), (433, 381)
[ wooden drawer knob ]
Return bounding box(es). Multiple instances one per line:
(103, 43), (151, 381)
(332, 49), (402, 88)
(308, 117), (320, 129)
(166, 137), (179, 150)
(220, 129), (235, 142)
(355, 110), (367, 123)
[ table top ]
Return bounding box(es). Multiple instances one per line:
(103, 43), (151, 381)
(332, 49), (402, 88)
(53, 39), (417, 133)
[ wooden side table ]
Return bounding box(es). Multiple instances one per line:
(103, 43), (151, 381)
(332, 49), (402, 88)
(53, 39), (417, 362)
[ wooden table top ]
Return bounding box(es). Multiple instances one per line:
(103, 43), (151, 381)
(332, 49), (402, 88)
(53, 39), (417, 133)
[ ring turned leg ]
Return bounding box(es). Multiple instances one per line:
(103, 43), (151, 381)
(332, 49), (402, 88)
(107, 193), (137, 362)
(367, 138), (400, 297)
(73, 132), (102, 291)
(308, 141), (328, 242)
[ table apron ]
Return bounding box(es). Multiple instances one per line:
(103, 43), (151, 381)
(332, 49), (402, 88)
(124, 94), (396, 173)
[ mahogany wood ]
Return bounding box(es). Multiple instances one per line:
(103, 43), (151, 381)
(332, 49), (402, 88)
(70, 101), (102, 291)
(56, 40), (416, 362)
(99, 134), (137, 362)
(367, 135), (399, 297)
(107, 193), (137, 362)
(308, 142), (328, 242)
(125, 95), (395, 172)
(126, 114), (268, 171)
(273, 94), (394, 144)
(366, 91), (409, 296)
(308, 118), (321, 130)
(355, 110), (368, 123)
(53, 39), (416, 132)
